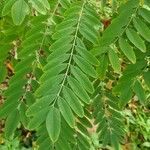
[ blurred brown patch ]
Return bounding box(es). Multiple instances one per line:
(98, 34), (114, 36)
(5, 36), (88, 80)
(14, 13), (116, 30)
(102, 19), (111, 29)
(5, 60), (14, 76)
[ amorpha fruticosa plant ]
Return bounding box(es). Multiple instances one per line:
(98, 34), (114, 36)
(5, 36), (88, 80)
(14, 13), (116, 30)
(0, 0), (150, 149)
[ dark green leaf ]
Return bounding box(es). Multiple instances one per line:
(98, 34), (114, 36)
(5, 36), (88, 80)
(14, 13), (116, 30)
(119, 37), (136, 63)
(5, 109), (20, 138)
(143, 71), (150, 89)
(133, 80), (146, 104)
(126, 28), (146, 53)
(108, 48), (121, 73)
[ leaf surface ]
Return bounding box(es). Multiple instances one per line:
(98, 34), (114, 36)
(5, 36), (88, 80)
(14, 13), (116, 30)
(46, 107), (61, 142)
(11, 0), (29, 25)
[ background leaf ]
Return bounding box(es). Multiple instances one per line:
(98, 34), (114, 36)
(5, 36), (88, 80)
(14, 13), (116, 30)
(4, 109), (20, 139)
(108, 48), (121, 73)
(11, 0), (29, 25)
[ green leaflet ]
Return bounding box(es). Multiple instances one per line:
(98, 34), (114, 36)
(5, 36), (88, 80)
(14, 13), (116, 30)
(108, 48), (121, 73)
(3, 88), (24, 101)
(84, 108), (92, 119)
(15, 55), (35, 71)
(99, 0), (139, 46)
(9, 67), (31, 84)
(79, 21), (99, 44)
(133, 18), (150, 42)
(73, 55), (97, 78)
(82, 13), (100, 28)
(95, 111), (104, 125)
(11, 0), (29, 25)
(49, 36), (74, 52)
(28, 107), (49, 130)
(97, 54), (108, 79)
(77, 122), (89, 136)
(77, 141), (88, 150)
(65, 5), (81, 17)
(2, 0), (16, 16)
(19, 102), (30, 128)
(143, 71), (150, 89)
(25, 23), (46, 37)
(0, 100), (19, 119)
(47, 44), (72, 61)
(139, 8), (150, 24)
(78, 116), (92, 128)
(52, 27), (76, 40)
(35, 74), (64, 97)
(115, 82), (133, 108)
(91, 46), (109, 56)
(55, 19), (77, 31)
(63, 86), (84, 117)
(77, 132), (90, 149)
(61, 119), (76, 144)
(55, 137), (72, 150)
(110, 132), (120, 150)
(76, 46), (99, 66)
(59, 0), (71, 9)
(133, 80), (146, 104)
(76, 38), (100, 66)
(26, 93), (35, 106)
(84, 5), (100, 26)
(57, 97), (75, 128)
(21, 33), (43, 47)
(68, 76), (90, 104)
(44, 54), (69, 71)
(71, 66), (94, 94)
(38, 138), (51, 150)
(126, 28), (146, 53)
(40, 64), (67, 82)
(4, 79), (27, 96)
(29, 0), (47, 15)
(55, 140), (69, 150)
(0, 45), (11, 61)
(98, 120), (107, 136)
(36, 128), (50, 145)
(119, 37), (136, 64)
(46, 107), (61, 142)
(26, 94), (55, 116)
(4, 109), (20, 139)
(40, 0), (50, 10)
(102, 129), (110, 147)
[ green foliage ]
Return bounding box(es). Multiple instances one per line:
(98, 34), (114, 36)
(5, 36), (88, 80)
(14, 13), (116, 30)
(11, 0), (29, 25)
(0, 0), (150, 149)
(123, 106), (150, 150)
